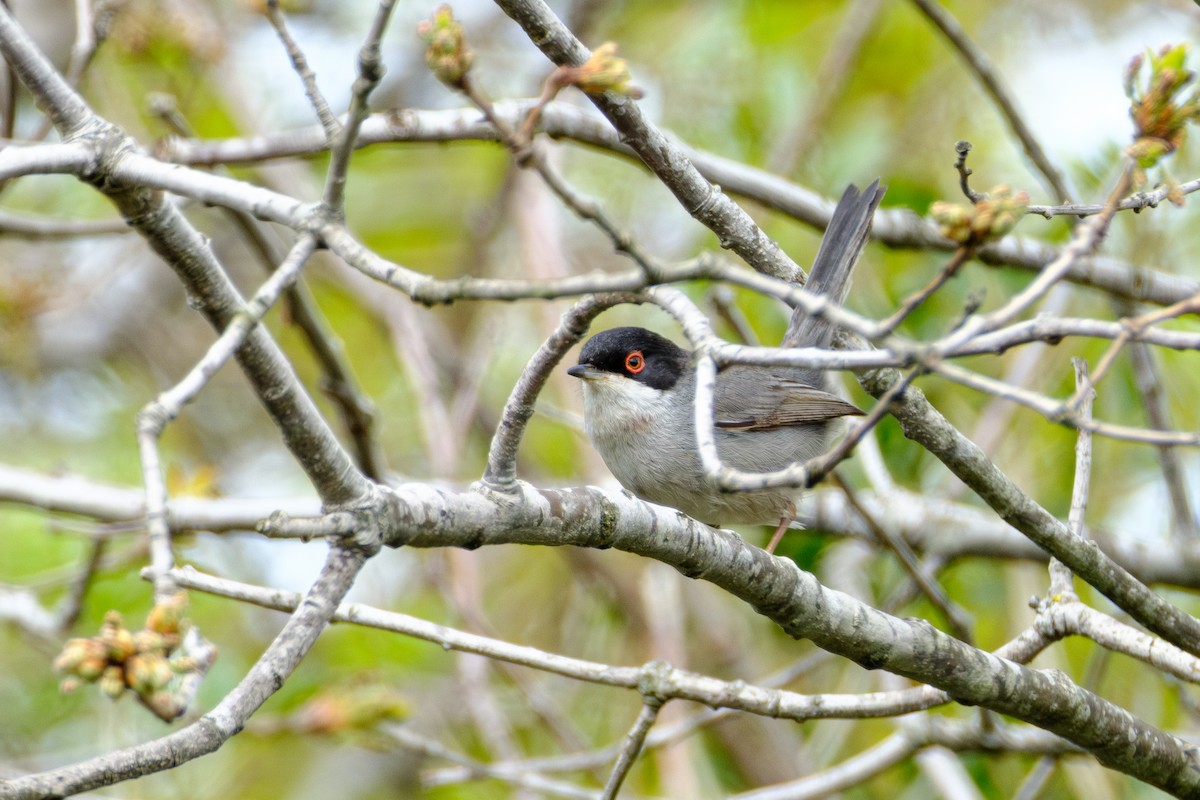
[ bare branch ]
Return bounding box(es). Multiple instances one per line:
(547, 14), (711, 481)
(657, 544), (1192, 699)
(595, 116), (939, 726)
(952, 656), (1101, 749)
(136, 236), (318, 600)
(492, 0), (809, 283)
(159, 104), (1200, 305)
(168, 564), (952, 722)
(859, 362), (1200, 661)
(600, 699), (660, 800)
(1049, 359), (1096, 596)
(320, 0), (396, 212)
(262, 0), (341, 140)
(274, 477), (1200, 793)
(383, 724), (600, 799)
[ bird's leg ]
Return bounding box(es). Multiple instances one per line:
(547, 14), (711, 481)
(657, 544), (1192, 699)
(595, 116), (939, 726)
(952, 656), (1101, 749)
(764, 502), (797, 554)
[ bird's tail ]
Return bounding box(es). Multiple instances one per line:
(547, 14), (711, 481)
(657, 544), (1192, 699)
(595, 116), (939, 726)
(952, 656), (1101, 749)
(781, 180), (884, 349)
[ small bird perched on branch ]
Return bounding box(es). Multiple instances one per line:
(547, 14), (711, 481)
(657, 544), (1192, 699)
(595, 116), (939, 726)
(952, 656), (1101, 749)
(568, 181), (884, 550)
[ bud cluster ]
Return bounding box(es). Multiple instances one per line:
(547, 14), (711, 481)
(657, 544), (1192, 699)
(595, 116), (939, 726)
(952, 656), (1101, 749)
(54, 593), (198, 716)
(930, 185), (1029, 246)
(416, 6), (642, 101)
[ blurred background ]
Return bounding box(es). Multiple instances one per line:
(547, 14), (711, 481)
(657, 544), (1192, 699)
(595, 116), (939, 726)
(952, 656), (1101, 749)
(3, 0), (1200, 797)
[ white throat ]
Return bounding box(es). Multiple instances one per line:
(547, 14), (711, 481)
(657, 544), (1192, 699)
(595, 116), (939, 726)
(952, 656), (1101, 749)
(579, 375), (670, 444)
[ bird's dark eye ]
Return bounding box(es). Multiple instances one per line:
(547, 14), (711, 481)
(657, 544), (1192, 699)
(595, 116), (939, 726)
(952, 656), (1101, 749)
(624, 351), (645, 374)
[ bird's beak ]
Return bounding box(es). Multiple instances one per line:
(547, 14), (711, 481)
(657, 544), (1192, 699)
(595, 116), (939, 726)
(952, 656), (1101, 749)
(567, 363), (601, 380)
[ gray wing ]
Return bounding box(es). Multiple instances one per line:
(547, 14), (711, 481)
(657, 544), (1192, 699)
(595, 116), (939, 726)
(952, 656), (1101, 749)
(713, 368), (862, 431)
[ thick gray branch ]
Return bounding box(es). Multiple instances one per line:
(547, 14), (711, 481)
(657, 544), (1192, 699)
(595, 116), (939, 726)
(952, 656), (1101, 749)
(860, 368), (1200, 658)
(335, 480), (1200, 795)
(5, 465), (1200, 588)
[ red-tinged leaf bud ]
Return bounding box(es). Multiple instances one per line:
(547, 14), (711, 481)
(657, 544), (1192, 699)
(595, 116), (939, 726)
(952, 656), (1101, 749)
(1126, 44), (1198, 167)
(417, 5), (473, 88)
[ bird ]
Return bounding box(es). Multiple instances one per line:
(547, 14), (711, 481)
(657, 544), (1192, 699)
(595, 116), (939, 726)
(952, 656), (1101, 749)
(567, 181), (883, 551)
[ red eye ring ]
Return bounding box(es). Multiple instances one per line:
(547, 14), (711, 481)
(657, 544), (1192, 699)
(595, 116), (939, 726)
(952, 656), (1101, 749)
(624, 351), (646, 374)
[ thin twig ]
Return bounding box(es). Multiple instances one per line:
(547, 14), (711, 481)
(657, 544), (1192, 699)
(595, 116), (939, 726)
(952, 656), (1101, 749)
(1120, 309), (1197, 539)
(484, 292), (638, 488)
(878, 246), (974, 335)
(460, 74), (663, 277)
(137, 113), (1200, 308)
(5, 545), (370, 797)
(159, 102), (1200, 220)
(934, 164), (1131, 357)
(383, 724), (600, 799)
(321, 0), (396, 212)
(1072, 288), (1200, 412)
(54, 537), (107, 632)
(0, 208), (129, 236)
(170, 564), (957, 719)
(601, 699), (662, 799)
(1048, 360), (1095, 596)
(230, 213), (388, 480)
(908, 0), (1072, 203)
(436, 551), (598, 773)
(1035, 599), (1200, 686)
(136, 236), (318, 600)
(1012, 756), (1057, 800)
(932, 359), (1200, 447)
(833, 473), (975, 643)
(29, 0), (117, 143)
(953, 140), (984, 203)
(263, 0), (341, 140)
(492, 0), (810, 283)
(1067, 359), (1095, 546)
(733, 731), (918, 800)
(148, 93), (389, 483)
(801, 371), (918, 486)
(706, 285), (761, 346)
